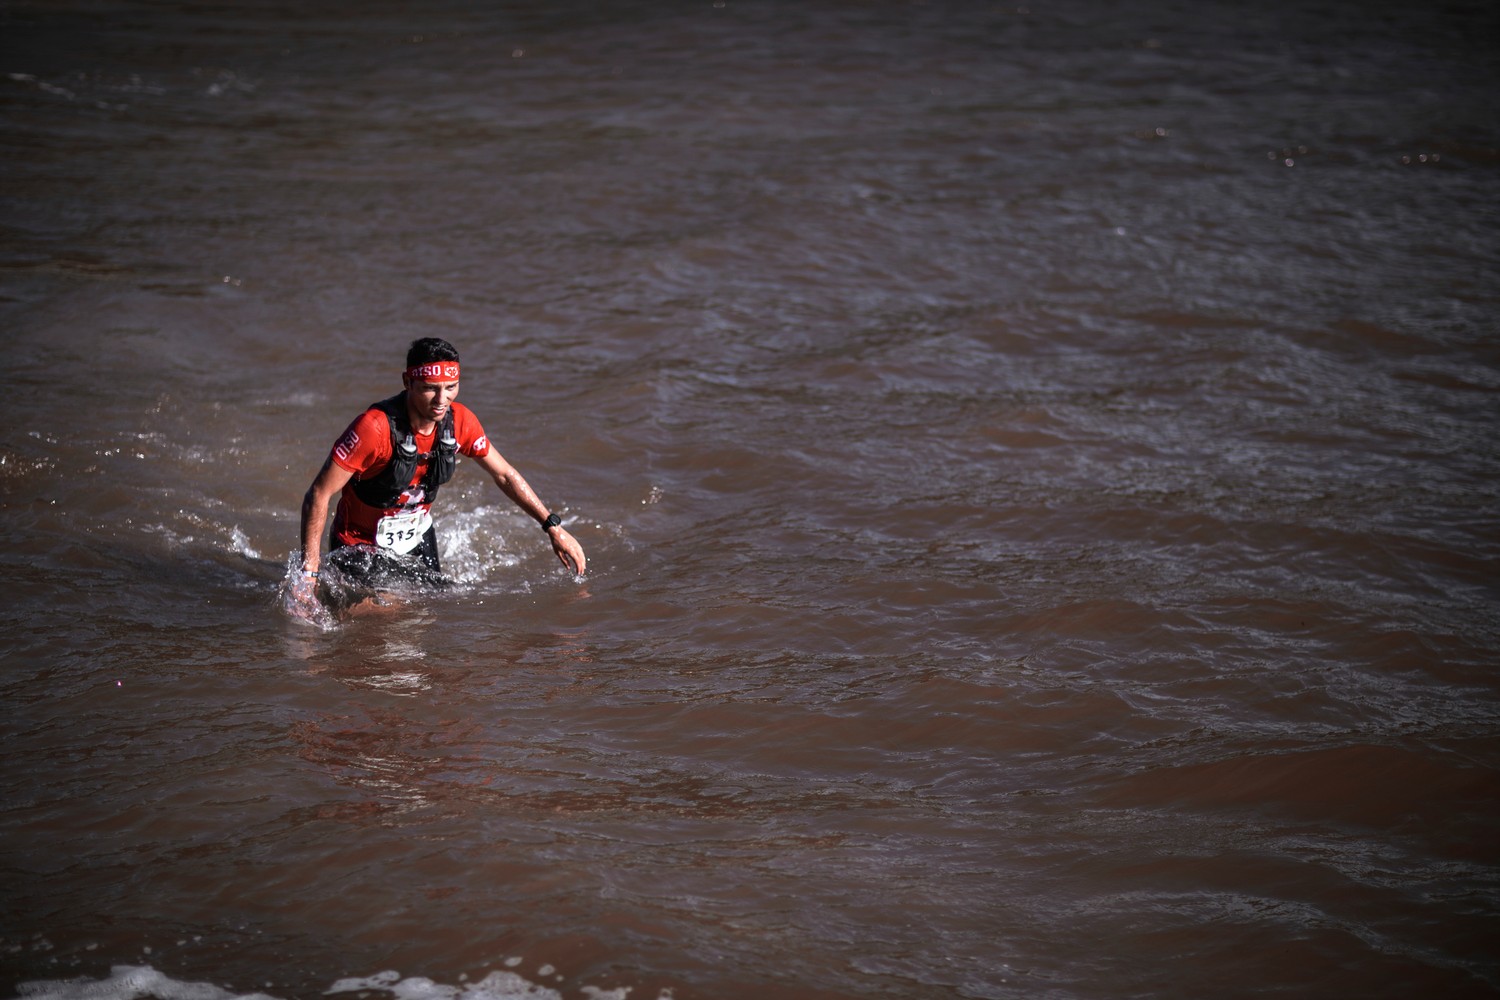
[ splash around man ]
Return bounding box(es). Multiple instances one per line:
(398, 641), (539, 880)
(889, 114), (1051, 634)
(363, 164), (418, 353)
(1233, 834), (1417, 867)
(291, 337), (585, 612)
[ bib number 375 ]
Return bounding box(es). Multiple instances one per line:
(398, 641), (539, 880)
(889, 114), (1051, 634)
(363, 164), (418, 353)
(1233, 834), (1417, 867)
(375, 509), (433, 555)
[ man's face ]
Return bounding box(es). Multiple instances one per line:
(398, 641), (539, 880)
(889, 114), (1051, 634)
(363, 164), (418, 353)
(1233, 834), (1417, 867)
(405, 376), (460, 424)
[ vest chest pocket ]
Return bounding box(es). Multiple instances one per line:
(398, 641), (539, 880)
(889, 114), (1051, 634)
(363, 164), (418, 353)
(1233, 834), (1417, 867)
(375, 508), (434, 554)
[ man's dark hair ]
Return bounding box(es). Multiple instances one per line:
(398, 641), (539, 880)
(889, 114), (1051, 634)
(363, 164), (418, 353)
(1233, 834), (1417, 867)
(407, 338), (460, 367)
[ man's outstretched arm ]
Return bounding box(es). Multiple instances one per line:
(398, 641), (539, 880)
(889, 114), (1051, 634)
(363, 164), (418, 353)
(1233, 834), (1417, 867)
(472, 448), (586, 575)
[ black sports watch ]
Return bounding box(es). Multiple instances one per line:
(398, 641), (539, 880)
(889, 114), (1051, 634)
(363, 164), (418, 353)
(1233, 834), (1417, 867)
(542, 513), (562, 532)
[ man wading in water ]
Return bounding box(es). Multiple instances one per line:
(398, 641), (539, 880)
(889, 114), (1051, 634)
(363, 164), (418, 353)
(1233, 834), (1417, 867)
(291, 337), (585, 613)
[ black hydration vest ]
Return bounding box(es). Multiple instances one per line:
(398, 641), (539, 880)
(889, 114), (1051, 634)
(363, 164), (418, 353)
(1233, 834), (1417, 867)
(349, 393), (458, 509)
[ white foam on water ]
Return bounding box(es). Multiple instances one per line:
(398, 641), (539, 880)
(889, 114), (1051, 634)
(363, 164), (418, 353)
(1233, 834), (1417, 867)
(13, 967), (656, 1000)
(325, 970), (559, 999)
(436, 507), (523, 587)
(14, 965), (276, 1000)
(229, 527), (261, 561)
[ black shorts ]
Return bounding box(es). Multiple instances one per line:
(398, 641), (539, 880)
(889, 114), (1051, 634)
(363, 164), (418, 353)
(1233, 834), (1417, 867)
(322, 527), (447, 606)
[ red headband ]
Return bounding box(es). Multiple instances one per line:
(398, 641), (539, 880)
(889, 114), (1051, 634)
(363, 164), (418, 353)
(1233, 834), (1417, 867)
(406, 361), (460, 383)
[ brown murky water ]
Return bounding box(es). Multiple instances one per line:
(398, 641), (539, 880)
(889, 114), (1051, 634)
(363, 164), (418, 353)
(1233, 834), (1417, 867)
(3, 2), (1498, 998)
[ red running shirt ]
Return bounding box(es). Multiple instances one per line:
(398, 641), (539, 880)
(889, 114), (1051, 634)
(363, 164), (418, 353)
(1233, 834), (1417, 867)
(327, 400), (491, 547)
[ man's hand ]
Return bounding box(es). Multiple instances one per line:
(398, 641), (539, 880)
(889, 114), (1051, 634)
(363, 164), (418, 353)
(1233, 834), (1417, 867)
(549, 526), (587, 576)
(287, 570), (322, 617)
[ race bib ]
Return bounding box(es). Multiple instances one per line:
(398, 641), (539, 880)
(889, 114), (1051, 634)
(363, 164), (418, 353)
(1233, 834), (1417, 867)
(375, 508), (433, 554)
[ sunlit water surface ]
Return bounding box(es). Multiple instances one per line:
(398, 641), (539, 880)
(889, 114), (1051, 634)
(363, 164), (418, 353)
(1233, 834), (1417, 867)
(3, 2), (1498, 998)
